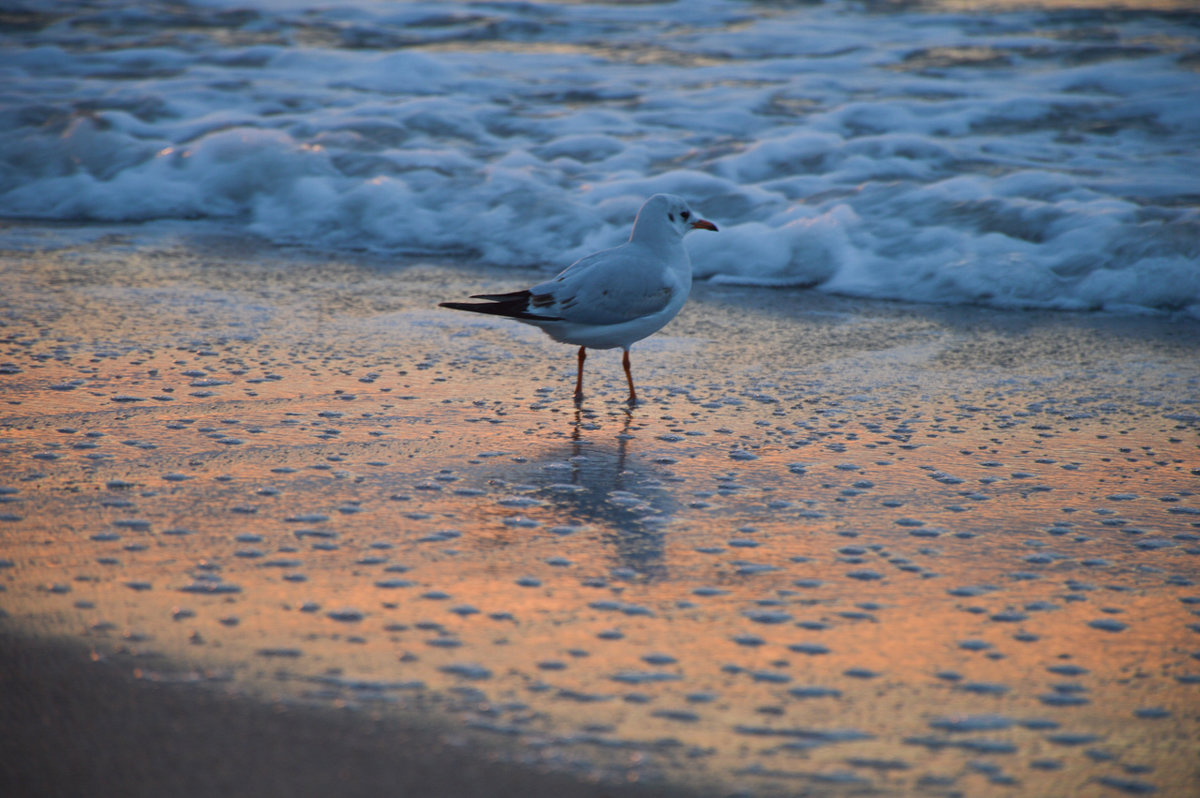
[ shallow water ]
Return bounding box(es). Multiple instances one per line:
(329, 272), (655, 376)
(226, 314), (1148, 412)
(2, 0), (1198, 314)
(2, 227), (1198, 796)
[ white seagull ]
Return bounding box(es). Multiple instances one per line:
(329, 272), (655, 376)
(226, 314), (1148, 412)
(440, 194), (717, 403)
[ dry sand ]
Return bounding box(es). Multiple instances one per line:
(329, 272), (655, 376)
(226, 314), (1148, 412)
(1, 222), (1199, 797)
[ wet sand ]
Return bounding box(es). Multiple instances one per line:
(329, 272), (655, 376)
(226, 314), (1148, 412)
(2, 222), (1199, 797)
(0, 630), (707, 798)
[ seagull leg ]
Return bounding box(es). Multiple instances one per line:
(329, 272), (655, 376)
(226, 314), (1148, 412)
(574, 346), (586, 400)
(622, 348), (637, 404)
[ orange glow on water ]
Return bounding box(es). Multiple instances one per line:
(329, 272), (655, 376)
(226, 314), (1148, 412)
(2, 241), (1198, 795)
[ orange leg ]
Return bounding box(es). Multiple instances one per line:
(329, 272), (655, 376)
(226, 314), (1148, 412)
(622, 348), (637, 404)
(574, 346), (586, 400)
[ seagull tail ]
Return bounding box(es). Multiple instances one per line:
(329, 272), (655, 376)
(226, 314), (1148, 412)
(439, 290), (563, 322)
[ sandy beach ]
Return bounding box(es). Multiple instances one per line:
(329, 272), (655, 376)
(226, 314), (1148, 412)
(2, 222), (1199, 797)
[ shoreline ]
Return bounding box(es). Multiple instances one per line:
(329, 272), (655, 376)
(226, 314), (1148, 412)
(2, 223), (1198, 797)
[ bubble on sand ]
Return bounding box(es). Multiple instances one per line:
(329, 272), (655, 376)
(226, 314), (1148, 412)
(745, 610), (791, 624)
(642, 653), (678, 666)
(789, 686), (842, 699)
(257, 648), (303, 658)
(441, 663), (492, 680)
(375, 578), (413, 589)
(1088, 618), (1128, 632)
(1133, 707), (1171, 719)
(846, 570), (883, 581)
(1047, 664), (1089, 677)
(327, 608), (365, 622)
(1097, 776), (1159, 794)
(929, 715), (1013, 733)
(179, 581), (241, 594)
(960, 682), (1009, 696)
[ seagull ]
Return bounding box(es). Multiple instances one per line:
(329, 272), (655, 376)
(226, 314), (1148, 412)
(440, 194), (717, 404)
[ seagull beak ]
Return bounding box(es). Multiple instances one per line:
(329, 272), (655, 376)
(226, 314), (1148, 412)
(690, 219), (718, 232)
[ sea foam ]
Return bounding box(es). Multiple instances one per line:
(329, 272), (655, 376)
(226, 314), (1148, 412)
(1, 1), (1197, 316)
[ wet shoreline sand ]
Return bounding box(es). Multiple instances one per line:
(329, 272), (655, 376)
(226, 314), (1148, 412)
(7, 617), (1193, 798)
(2, 223), (1199, 796)
(0, 630), (708, 798)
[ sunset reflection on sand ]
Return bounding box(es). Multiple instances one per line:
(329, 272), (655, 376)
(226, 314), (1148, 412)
(2, 238), (1198, 796)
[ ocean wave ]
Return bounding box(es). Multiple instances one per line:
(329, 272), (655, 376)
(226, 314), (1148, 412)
(1, 0), (1197, 316)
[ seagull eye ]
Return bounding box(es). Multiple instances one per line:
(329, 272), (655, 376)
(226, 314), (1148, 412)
(681, 210), (690, 221)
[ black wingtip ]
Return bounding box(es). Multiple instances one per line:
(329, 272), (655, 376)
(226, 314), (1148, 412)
(439, 298), (563, 323)
(469, 290), (533, 302)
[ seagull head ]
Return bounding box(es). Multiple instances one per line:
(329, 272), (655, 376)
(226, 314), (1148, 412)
(632, 194), (718, 243)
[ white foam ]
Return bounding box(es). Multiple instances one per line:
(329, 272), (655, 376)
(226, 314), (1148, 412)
(1, 0), (1197, 317)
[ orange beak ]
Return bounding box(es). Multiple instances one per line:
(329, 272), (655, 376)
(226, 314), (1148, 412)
(690, 219), (718, 232)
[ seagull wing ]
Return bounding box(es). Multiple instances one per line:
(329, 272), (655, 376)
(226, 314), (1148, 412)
(527, 243), (679, 326)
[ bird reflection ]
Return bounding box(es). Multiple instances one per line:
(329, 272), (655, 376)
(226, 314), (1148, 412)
(502, 406), (674, 581)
